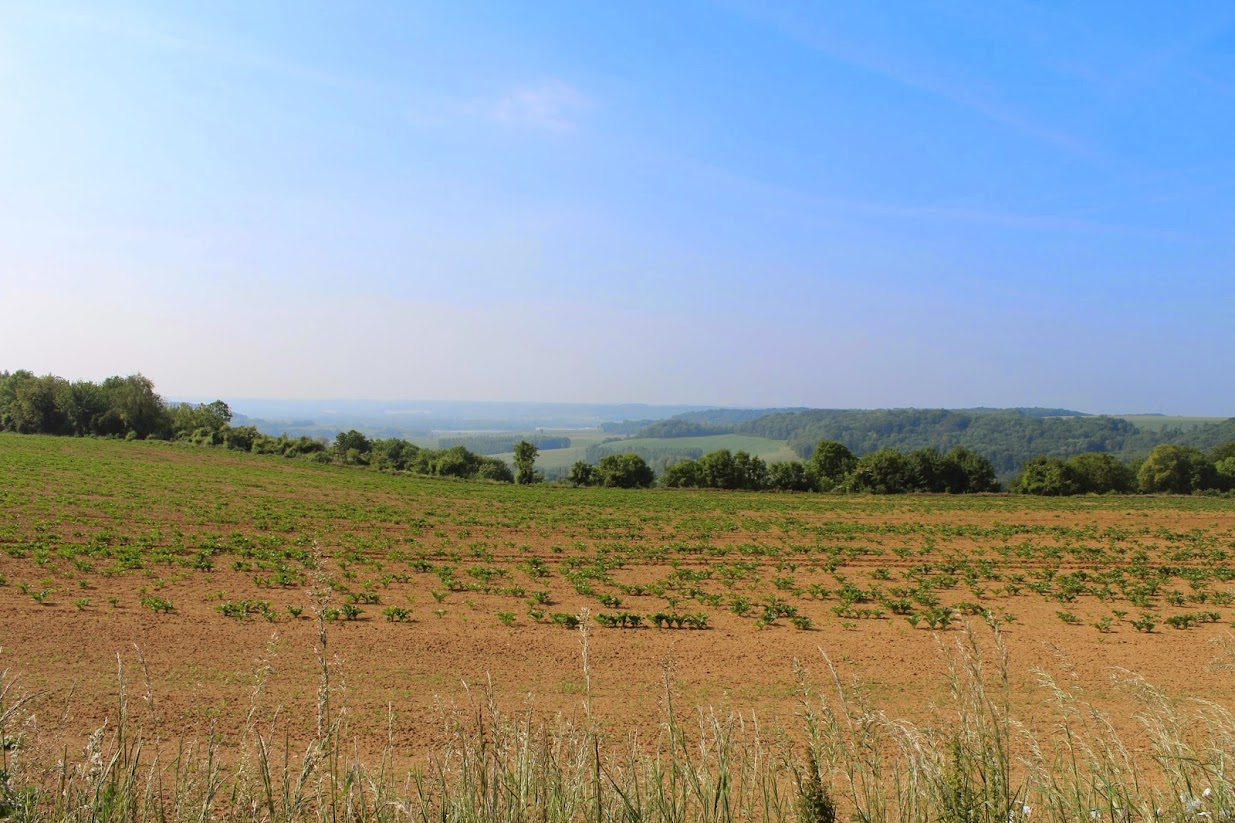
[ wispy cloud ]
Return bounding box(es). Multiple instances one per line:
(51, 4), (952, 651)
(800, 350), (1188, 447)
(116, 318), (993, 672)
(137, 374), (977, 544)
(489, 81), (591, 132)
(405, 80), (593, 135)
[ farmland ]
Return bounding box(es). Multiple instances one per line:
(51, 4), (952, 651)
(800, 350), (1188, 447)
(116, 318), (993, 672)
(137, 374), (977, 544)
(2, 433), (1235, 818)
(490, 426), (616, 471)
(588, 433), (800, 465)
(492, 431), (800, 476)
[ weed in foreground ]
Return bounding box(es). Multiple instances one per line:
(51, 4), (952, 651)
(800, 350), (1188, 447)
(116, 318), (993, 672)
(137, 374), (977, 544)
(1, 623), (1234, 821)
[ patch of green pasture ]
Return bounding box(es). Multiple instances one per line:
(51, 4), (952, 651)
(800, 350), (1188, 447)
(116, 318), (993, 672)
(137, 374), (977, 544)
(588, 434), (800, 463)
(492, 428), (616, 471)
(1115, 415), (1227, 431)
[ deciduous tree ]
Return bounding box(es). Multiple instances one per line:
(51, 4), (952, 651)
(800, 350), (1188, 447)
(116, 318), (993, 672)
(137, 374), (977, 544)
(1137, 445), (1214, 494)
(596, 453), (655, 488)
(809, 440), (857, 490)
(1068, 452), (1135, 494)
(1013, 456), (1078, 496)
(513, 440), (540, 484)
(849, 448), (912, 494)
(568, 461), (598, 487)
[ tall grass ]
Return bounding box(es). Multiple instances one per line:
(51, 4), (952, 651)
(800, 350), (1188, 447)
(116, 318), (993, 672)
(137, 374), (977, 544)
(0, 623), (1232, 821)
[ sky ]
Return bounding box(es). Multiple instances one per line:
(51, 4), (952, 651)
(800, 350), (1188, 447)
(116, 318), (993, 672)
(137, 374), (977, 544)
(2, 1), (1233, 414)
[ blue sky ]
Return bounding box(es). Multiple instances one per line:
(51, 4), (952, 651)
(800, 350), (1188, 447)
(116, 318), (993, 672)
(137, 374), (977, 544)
(2, 1), (1233, 413)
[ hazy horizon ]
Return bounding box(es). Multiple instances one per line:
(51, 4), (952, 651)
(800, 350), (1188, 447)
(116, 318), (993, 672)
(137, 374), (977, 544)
(4, 374), (1231, 420)
(3, 2), (1233, 415)
(171, 395), (1219, 421)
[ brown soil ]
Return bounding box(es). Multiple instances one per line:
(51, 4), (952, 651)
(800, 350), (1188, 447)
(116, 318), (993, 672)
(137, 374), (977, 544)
(2, 440), (1233, 771)
(3, 517), (1233, 767)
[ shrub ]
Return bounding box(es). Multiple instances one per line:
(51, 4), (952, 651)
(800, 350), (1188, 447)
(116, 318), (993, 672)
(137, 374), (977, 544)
(139, 595), (173, 613)
(550, 613), (580, 629)
(382, 607), (411, 622)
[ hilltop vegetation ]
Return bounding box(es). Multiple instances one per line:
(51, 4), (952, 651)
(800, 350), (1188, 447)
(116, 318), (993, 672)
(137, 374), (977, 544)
(740, 408), (1143, 473)
(607, 406), (1234, 479)
(0, 369), (514, 483)
(634, 408), (806, 438)
(1168, 417), (1235, 452)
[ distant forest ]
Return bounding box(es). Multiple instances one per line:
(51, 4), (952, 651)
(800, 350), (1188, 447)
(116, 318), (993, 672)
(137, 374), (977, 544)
(3, 369), (1233, 496)
(622, 407), (1235, 477)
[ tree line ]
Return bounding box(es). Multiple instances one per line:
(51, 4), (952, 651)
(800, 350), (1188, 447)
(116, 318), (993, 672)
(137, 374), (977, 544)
(566, 453), (657, 489)
(198, 426), (517, 482)
(627, 406), (1235, 479)
(1012, 446), (1235, 495)
(740, 408), (1145, 476)
(1, 370), (183, 439)
(329, 429), (514, 481)
(656, 443), (999, 493)
(4, 369), (1233, 495)
(571, 441), (1233, 496)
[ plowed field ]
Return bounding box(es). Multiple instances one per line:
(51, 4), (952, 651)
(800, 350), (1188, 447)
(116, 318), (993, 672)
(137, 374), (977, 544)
(2, 434), (1233, 762)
